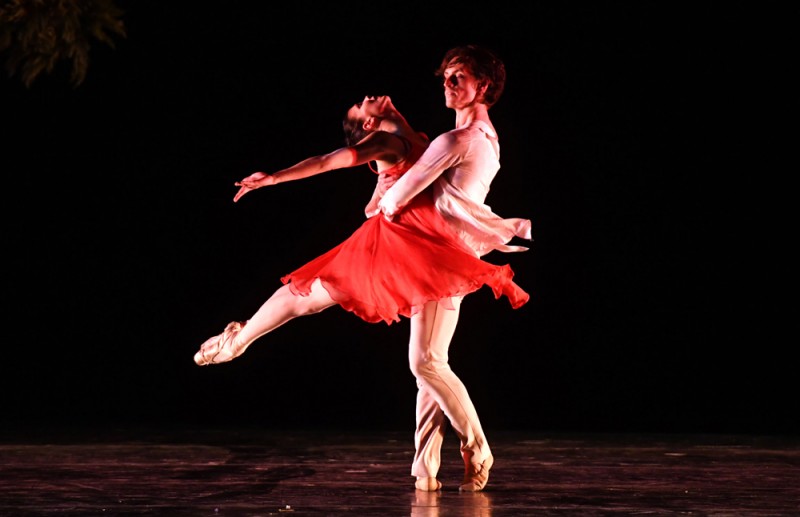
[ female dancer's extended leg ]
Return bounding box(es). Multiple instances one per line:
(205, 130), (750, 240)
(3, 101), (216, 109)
(195, 278), (337, 365)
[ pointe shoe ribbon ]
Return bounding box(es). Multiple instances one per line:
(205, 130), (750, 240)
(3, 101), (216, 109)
(194, 321), (245, 366)
(459, 454), (494, 492)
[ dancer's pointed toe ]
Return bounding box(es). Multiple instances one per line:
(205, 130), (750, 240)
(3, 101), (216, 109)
(193, 334), (221, 365)
(194, 321), (246, 366)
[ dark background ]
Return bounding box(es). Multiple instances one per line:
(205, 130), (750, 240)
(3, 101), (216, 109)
(2, 3), (791, 436)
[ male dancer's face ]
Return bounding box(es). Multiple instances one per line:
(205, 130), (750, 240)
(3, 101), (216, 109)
(442, 63), (482, 110)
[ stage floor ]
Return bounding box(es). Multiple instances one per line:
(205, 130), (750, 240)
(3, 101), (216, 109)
(1, 427), (798, 516)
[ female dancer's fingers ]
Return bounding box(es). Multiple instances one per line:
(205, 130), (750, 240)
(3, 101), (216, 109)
(233, 186), (251, 202)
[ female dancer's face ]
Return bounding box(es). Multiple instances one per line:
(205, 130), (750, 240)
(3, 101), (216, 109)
(347, 95), (394, 124)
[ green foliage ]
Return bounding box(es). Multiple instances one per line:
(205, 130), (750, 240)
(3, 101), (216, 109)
(0, 0), (126, 87)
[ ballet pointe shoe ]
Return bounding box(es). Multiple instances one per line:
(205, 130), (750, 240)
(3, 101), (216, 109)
(194, 321), (246, 366)
(415, 477), (442, 491)
(459, 454), (494, 492)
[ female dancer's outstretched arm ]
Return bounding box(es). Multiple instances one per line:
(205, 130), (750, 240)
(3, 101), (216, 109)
(195, 96), (425, 366)
(233, 126), (409, 203)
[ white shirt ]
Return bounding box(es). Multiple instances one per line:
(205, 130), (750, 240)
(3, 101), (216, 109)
(379, 120), (531, 257)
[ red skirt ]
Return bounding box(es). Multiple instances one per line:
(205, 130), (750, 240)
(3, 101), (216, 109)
(281, 190), (529, 324)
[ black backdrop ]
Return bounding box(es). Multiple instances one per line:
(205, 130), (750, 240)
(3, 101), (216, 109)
(2, 3), (791, 436)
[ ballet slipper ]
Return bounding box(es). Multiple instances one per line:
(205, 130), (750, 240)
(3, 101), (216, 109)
(415, 477), (442, 491)
(458, 454), (494, 492)
(194, 321), (246, 366)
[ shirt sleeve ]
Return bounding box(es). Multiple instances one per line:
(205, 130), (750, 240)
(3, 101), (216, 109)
(378, 131), (464, 219)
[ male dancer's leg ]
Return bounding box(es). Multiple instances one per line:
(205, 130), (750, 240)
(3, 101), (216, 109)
(409, 298), (456, 479)
(408, 297), (491, 481)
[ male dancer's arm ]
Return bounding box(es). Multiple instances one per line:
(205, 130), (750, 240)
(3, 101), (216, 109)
(378, 131), (463, 219)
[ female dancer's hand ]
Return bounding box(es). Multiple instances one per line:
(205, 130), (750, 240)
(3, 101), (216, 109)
(233, 172), (276, 202)
(376, 173), (398, 193)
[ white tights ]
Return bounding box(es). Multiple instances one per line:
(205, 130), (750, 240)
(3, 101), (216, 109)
(232, 278), (337, 348)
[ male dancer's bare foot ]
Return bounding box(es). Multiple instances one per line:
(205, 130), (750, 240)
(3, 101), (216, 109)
(459, 454), (494, 492)
(415, 477), (442, 491)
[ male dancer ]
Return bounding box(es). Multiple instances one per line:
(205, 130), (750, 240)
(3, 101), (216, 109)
(380, 45), (531, 493)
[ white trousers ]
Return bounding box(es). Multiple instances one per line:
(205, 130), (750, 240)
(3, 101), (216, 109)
(408, 297), (491, 478)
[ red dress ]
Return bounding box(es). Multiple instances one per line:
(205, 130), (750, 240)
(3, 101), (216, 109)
(281, 137), (529, 325)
